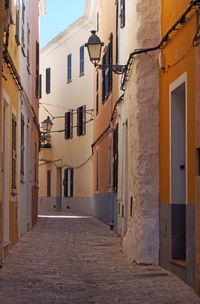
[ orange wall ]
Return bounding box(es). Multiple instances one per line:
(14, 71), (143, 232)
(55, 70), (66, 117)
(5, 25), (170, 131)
(160, 0), (196, 205)
(93, 0), (119, 194)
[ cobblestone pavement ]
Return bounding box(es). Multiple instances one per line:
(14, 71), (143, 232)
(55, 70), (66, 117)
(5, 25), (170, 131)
(0, 212), (200, 304)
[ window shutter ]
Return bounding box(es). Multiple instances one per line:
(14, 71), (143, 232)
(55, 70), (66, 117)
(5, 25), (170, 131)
(15, 0), (20, 45)
(70, 168), (74, 197)
(77, 107), (80, 136)
(5, 0), (10, 9)
(20, 114), (25, 177)
(109, 34), (113, 92)
(36, 41), (40, 98)
(120, 0), (125, 28)
(102, 56), (106, 103)
(67, 54), (72, 82)
(64, 169), (68, 197)
(39, 74), (42, 99)
(47, 170), (51, 197)
(96, 71), (99, 115)
(116, 1), (119, 64)
(113, 125), (118, 192)
(46, 68), (51, 94)
(82, 105), (86, 135)
(65, 110), (73, 139)
(80, 46), (84, 76)
(70, 110), (73, 138)
(102, 34), (113, 103)
(12, 115), (17, 195)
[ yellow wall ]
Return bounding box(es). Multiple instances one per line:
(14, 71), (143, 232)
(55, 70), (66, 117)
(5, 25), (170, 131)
(1, 0), (20, 248)
(160, 0), (196, 205)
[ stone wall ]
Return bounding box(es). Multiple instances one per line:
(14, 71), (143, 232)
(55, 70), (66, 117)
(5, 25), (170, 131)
(122, 0), (161, 265)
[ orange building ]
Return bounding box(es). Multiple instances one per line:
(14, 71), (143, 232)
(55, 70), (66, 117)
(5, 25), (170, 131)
(92, 0), (119, 227)
(160, 0), (199, 287)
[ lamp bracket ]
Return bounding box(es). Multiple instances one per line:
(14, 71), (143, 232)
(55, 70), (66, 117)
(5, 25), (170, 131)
(94, 63), (127, 75)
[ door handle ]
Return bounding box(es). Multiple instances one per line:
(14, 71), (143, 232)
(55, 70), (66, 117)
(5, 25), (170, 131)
(180, 164), (185, 170)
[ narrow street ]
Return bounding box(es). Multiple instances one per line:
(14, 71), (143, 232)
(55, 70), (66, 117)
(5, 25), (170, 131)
(0, 212), (199, 304)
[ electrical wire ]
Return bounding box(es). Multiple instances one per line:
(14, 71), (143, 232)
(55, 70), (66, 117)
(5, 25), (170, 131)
(121, 0), (200, 90)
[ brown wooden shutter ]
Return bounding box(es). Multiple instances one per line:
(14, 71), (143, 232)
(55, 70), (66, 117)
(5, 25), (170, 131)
(82, 105), (86, 135)
(12, 115), (17, 195)
(20, 114), (24, 177)
(70, 168), (73, 197)
(120, 0), (125, 28)
(77, 107), (80, 136)
(70, 110), (73, 138)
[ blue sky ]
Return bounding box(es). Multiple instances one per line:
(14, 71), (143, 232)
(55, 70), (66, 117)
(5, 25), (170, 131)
(40, 0), (86, 48)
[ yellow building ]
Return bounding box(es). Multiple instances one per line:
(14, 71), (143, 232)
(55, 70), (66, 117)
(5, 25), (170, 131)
(160, 0), (199, 287)
(0, 0), (11, 261)
(0, 0), (42, 260)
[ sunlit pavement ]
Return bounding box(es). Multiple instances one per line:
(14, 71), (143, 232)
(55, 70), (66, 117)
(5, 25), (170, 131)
(0, 211), (199, 304)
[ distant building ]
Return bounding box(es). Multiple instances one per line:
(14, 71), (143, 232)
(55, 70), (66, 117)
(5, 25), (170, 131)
(38, 0), (97, 215)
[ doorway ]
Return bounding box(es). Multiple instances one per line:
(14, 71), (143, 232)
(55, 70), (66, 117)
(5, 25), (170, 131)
(170, 78), (186, 260)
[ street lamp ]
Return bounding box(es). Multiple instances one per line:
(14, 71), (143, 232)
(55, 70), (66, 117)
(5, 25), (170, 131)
(85, 30), (127, 74)
(41, 116), (53, 133)
(40, 116), (53, 149)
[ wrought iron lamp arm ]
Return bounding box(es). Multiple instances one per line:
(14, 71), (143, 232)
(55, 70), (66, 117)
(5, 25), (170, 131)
(94, 63), (127, 75)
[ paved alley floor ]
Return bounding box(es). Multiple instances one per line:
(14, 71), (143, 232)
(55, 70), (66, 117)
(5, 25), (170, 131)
(0, 212), (200, 304)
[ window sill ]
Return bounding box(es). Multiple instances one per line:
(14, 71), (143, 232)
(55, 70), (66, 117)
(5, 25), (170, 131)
(170, 259), (186, 269)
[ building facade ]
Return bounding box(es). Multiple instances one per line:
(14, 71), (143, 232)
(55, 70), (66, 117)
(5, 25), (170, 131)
(160, 0), (199, 289)
(92, 0), (119, 228)
(116, 0), (160, 265)
(38, 0), (97, 215)
(0, 0), (42, 259)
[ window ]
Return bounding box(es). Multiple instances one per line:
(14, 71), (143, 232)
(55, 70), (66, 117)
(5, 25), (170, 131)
(20, 114), (25, 179)
(67, 54), (72, 83)
(65, 110), (73, 139)
(77, 105), (86, 136)
(35, 41), (40, 98)
(12, 115), (17, 196)
(120, 0), (125, 28)
(46, 67), (51, 94)
(15, 0), (20, 45)
(80, 46), (84, 76)
(96, 149), (99, 191)
(39, 74), (42, 99)
(102, 34), (113, 103)
(96, 71), (99, 115)
(47, 170), (51, 197)
(63, 168), (73, 197)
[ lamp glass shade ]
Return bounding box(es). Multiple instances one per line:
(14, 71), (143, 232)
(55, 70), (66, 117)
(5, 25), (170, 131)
(87, 43), (102, 63)
(85, 30), (104, 64)
(41, 116), (53, 132)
